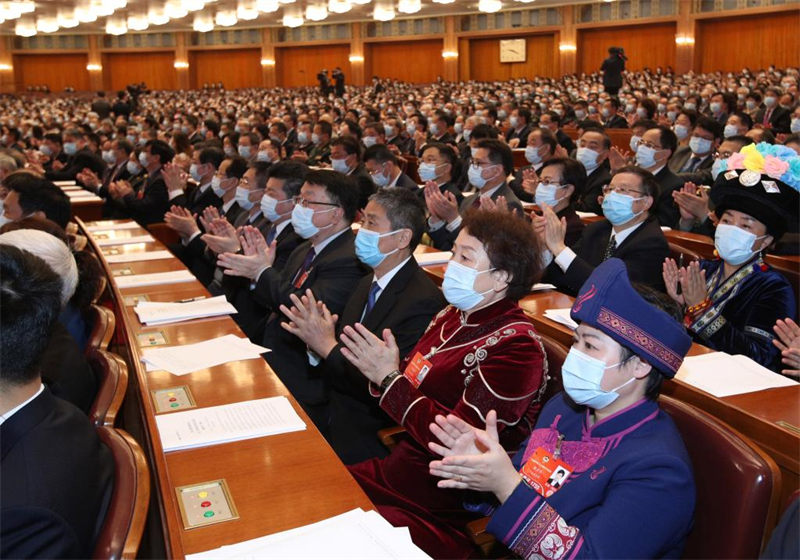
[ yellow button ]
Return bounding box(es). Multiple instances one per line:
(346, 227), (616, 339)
(198, 491), (208, 498)
(167, 392), (175, 397)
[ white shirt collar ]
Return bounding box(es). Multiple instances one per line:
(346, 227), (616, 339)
(0, 383), (44, 426)
(374, 256), (411, 291)
(611, 219), (646, 246)
(198, 180), (212, 194)
(273, 219), (291, 236)
(221, 198), (236, 214)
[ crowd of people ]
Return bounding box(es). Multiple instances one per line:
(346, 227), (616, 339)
(1, 64), (800, 559)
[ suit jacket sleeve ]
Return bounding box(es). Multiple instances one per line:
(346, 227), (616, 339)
(1, 507), (84, 559)
(121, 178), (169, 225)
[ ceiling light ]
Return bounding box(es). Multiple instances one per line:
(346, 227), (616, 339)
(215, 9), (237, 25)
(373, 4), (394, 20)
(237, 0), (258, 19)
(558, 43), (576, 52)
(87, 63), (103, 71)
(257, 0), (278, 10)
(478, 0), (502, 12)
(148, 6), (169, 24)
(174, 60), (189, 68)
(442, 50), (458, 58)
(397, 0), (420, 13)
(260, 58), (276, 66)
(17, 1), (36, 14)
(0, 63), (12, 71)
(328, 0), (351, 13)
(305, 3), (327, 20)
(182, 0), (206, 10)
(165, 0), (188, 18)
(432, 0), (455, 3)
(92, 0), (114, 17)
(282, 12), (303, 26)
(278, 0), (295, 3)
(193, 12), (213, 30)
(127, 14), (148, 30)
(58, 7), (80, 28)
(348, 54), (364, 62)
(105, 17), (127, 34)
(14, 18), (35, 36)
(36, 16), (59, 33)
(351, 0), (370, 4)
(75, 5), (98, 22)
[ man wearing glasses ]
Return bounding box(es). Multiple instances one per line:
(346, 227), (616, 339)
(217, 169), (365, 427)
(539, 165), (669, 295)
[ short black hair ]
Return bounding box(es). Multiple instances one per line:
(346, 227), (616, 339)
(331, 135), (361, 158)
(652, 125), (677, 155)
(199, 146), (225, 169)
(5, 172), (71, 228)
(369, 187), (426, 250)
(477, 138), (514, 176)
(44, 132), (62, 146)
(363, 144), (396, 166)
(268, 161), (308, 198)
(145, 139), (175, 165)
(315, 120), (333, 138)
(304, 169), (360, 223)
(613, 165), (660, 206)
(341, 119), (362, 140)
(731, 111), (753, 130)
(225, 156), (248, 179)
(471, 123), (499, 141)
(0, 244), (63, 385)
(114, 138), (134, 154)
(540, 157), (587, 205)
(694, 116), (722, 140)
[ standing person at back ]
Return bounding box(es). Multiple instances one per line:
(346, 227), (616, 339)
(601, 47), (626, 96)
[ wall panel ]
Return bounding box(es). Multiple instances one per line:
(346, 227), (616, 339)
(102, 52), (176, 91)
(577, 23), (676, 73)
(366, 39), (443, 84)
(696, 11), (800, 72)
(189, 48), (262, 89)
(275, 44), (350, 88)
(14, 53), (89, 91)
(468, 34), (557, 81)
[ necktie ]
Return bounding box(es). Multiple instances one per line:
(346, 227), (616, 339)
(763, 109), (771, 126)
(682, 155), (701, 173)
(266, 225), (277, 245)
(603, 235), (617, 261)
(472, 195), (482, 209)
(292, 247), (316, 288)
(363, 281), (380, 318)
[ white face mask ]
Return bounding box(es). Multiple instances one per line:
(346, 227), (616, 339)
(331, 158), (349, 174)
(688, 136), (712, 155)
(576, 147), (600, 173)
(290, 203), (335, 239)
(441, 261), (496, 311)
(524, 145), (542, 165)
(561, 347), (634, 409)
(211, 176), (227, 197)
(467, 163), (497, 189)
(714, 223), (766, 265)
(234, 186), (255, 210)
(260, 194), (292, 222)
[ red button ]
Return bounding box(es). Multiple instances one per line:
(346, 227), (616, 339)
(169, 397), (177, 402)
(201, 501), (211, 508)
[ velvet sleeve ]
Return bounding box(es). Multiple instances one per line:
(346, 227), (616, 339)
(379, 326), (545, 450)
(486, 453), (695, 559)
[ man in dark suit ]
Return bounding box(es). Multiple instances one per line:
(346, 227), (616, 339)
(107, 139), (174, 226)
(417, 142), (463, 205)
(2, 173), (72, 229)
(168, 146), (225, 214)
(364, 144), (418, 190)
(44, 129), (105, 183)
(601, 98), (629, 129)
(111, 90), (131, 119)
(216, 170), (366, 426)
(574, 129), (612, 214)
(542, 166), (668, 295)
(0, 245), (114, 559)
(505, 107), (533, 148)
(539, 111), (576, 153)
(601, 46), (625, 96)
(280, 188), (446, 461)
(90, 91), (111, 120)
(78, 138), (133, 200)
(755, 88), (792, 133)
(668, 116), (720, 177)
(427, 110), (455, 147)
(426, 139), (524, 251)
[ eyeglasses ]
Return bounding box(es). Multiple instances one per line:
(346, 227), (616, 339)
(470, 160), (496, 169)
(539, 179), (569, 188)
(602, 184), (646, 196)
(293, 196), (339, 208)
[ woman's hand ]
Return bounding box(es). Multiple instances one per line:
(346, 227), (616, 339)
(662, 258), (685, 307)
(678, 260), (707, 308)
(774, 318), (800, 378)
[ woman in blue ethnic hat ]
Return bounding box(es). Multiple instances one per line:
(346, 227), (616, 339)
(662, 142), (798, 373)
(428, 258), (696, 559)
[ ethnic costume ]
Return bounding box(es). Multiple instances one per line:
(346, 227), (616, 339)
(349, 298), (547, 558)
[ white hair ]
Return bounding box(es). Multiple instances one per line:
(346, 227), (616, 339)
(0, 229), (78, 307)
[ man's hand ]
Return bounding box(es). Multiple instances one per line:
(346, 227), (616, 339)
(279, 289), (339, 359)
(425, 183), (460, 223)
(164, 205), (200, 237)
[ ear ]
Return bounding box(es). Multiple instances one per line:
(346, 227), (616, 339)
(396, 228), (413, 251)
(491, 269), (511, 291)
(628, 356), (653, 380)
(757, 234), (774, 252)
(563, 185), (575, 200)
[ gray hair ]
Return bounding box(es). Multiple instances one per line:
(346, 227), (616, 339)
(369, 187), (426, 251)
(0, 153), (18, 173)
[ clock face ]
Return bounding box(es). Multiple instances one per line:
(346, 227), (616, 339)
(500, 39), (526, 63)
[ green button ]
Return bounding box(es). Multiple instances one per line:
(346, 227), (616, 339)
(170, 403), (179, 408)
(203, 511), (215, 518)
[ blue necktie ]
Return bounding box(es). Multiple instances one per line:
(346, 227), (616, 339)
(363, 281), (380, 318)
(266, 226), (277, 245)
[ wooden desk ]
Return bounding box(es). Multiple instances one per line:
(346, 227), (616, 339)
(70, 196), (104, 221)
(78, 219), (372, 558)
(518, 289), (800, 516)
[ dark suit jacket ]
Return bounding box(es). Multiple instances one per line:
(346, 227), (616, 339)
(172, 182), (223, 215)
(556, 129), (576, 153)
(428, 183), (524, 251)
(603, 115), (629, 129)
(1, 388), (113, 559)
(391, 172), (418, 190)
(755, 106), (791, 132)
(324, 259), (447, 463)
(256, 229), (367, 412)
(668, 146), (713, 175)
(544, 216), (668, 295)
(505, 124), (532, 147)
(117, 167), (169, 226)
(46, 148), (106, 183)
(576, 162), (612, 215)
(97, 160), (130, 197)
(39, 322), (97, 414)
(417, 180), (463, 206)
(654, 166), (691, 228)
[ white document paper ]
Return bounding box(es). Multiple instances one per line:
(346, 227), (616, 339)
(86, 221), (141, 232)
(675, 352), (798, 397)
(576, 211), (599, 219)
(141, 334), (268, 376)
(95, 234), (155, 246)
(186, 508), (430, 560)
(156, 396), (306, 452)
(134, 295), (237, 325)
(115, 270), (195, 289)
(543, 308), (578, 330)
(531, 283), (557, 291)
(105, 250), (174, 264)
(61, 186), (83, 191)
(53, 180), (77, 186)
(415, 251), (452, 266)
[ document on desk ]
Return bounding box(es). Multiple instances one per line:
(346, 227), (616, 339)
(115, 269), (195, 288)
(544, 308), (578, 330)
(156, 396), (306, 452)
(86, 221), (140, 232)
(105, 250), (174, 264)
(53, 180), (77, 186)
(141, 334), (268, 376)
(415, 251), (452, 266)
(134, 295), (237, 325)
(576, 211), (599, 219)
(186, 508), (430, 560)
(95, 234), (155, 246)
(531, 283), (557, 291)
(675, 352), (798, 397)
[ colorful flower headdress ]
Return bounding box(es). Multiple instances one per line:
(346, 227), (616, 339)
(717, 142), (800, 192)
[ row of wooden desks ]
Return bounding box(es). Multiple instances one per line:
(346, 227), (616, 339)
(78, 219), (372, 558)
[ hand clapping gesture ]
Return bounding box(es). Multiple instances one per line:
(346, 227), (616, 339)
(279, 289), (339, 359)
(773, 318), (800, 379)
(216, 225), (276, 280)
(339, 324), (400, 386)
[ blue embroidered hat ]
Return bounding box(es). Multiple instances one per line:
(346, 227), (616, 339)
(570, 259), (692, 377)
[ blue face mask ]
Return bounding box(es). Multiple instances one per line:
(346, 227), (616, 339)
(561, 347), (633, 409)
(63, 142), (78, 156)
(257, 150), (272, 163)
(525, 145), (542, 165)
(238, 145), (252, 159)
(331, 158), (349, 174)
(635, 144), (658, 168)
(602, 191), (644, 226)
(442, 261), (495, 311)
(462, 129), (472, 142)
(418, 162), (440, 182)
(355, 227), (400, 268)
(714, 224), (766, 265)
(711, 157), (726, 181)
(126, 160), (141, 175)
(673, 124), (689, 141)
(576, 147), (600, 173)
(689, 136), (712, 155)
(261, 194), (292, 223)
(535, 183), (568, 208)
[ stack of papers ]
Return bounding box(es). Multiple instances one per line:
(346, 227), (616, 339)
(543, 308), (578, 330)
(86, 221), (140, 233)
(187, 508), (430, 559)
(134, 295), (237, 325)
(156, 396), (306, 452)
(115, 270), (195, 288)
(675, 352), (798, 397)
(141, 334), (269, 376)
(95, 234), (155, 246)
(576, 211), (599, 219)
(415, 251), (452, 266)
(105, 250), (174, 264)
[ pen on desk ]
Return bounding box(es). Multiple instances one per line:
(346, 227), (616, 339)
(175, 296), (206, 303)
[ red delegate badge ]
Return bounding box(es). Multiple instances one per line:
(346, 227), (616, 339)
(403, 352), (433, 388)
(519, 447), (573, 498)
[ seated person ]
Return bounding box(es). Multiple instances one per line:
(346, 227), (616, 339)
(509, 128), (558, 203)
(363, 144), (418, 190)
(0, 244), (114, 559)
(280, 188), (446, 462)
(1, 171), (71, 229)
(427, 139), (523, 251)
(330, 135), (369, 182)
(529, 157), (586, 248)
(166, 145), (225, 213)
(0, 228), (97, 413)
(663, 151), (798, 373)
(542, 165), (668, 295)
(574, 128), (612, 214)
(39, 128), (105, 183)
(417, 142), (463, 205)
(338, 210), (548, 558)
(428, 258), (695, 559)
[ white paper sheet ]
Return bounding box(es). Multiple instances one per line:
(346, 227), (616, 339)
(115, 270), (195, 288)
(415, 251), (452, 266)
(134, 295), (237, 325)
(141, 334), (268, 376)
(61, 186), (83, 191)
(86, 221), (141, 232)
(95, 234), (155, 246)
(576, 211), (599, 219)
(53, 180), (77, 186)
(543, 308), (578, 330)
(105, 250), (174, 264)
(675, 352), (798, 397)
(156, 396), (306, 452)
(531, 283), (557, 291)
(186, 508), (430, 560)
